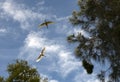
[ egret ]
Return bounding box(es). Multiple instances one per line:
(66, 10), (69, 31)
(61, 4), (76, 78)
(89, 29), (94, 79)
(36, 47), (46, 62)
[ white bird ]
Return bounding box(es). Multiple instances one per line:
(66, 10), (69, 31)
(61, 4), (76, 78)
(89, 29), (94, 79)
(36, 47), (46, 62)
(39, 20), (54, 29)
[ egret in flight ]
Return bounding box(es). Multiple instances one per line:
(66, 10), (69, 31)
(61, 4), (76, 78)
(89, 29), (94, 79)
(39, 20), (54, 29)
(36, 47), (46, 62)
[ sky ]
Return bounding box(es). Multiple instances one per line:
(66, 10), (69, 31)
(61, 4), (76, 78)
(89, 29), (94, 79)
(0, 0), (100, 82)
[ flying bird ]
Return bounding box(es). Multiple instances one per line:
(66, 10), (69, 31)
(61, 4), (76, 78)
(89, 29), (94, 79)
(36, 47), (46, 62)
(39, 20), (54, 28)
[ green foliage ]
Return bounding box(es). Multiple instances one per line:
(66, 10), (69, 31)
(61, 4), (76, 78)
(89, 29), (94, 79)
(0, 59), (48, 82)
(0, 76), (5, 82)
(69, 0), (120, 82)
(6, 59), (40, 82)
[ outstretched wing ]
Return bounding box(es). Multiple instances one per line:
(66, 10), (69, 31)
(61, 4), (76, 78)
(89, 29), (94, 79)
(36, 47), (46, 62)
(46, 21), (54, 25)
(41, 47), (46, 53)
(39, 21), (54, 28)
(39, 22), (46, 27)
(36, 54), (43, 62)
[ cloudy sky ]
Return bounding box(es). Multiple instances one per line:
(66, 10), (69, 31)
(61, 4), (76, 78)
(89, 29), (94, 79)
(0, 0), (100, 82)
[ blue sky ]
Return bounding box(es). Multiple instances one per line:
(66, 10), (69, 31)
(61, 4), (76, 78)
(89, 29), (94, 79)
(0, 0), (100, 82)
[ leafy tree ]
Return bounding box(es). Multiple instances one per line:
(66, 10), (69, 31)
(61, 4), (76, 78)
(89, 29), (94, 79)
(6, 59), (41, 82)
(68, 0), (120, 82)
(0, 76), (5, 82)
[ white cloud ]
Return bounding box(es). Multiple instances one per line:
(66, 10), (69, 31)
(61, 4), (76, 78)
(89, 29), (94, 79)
(39, 73), (59, 82)
(55, 15), (70, 22)
(57, 51), (81, 77)
(49, 80), (59, 82)
(36, 0), (45, 6)
(22, 31), (61, 52)
(0, 28), (7, 36)
(0, 28), (7, 33)
(25, 31), (46, 49)
(0, 0), (51, 29)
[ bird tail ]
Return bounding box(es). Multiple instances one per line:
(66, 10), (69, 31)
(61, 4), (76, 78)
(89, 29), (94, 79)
(46, 25), (48, 29)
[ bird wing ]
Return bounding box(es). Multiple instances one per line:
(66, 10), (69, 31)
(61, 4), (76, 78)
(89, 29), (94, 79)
(39, 23), (46, 27)
(36, 47), (46, 62)
(36, 53), (44, 62)
(41, 47), (45, 53)
(46, 21), (54, 24)
(39, 21), (54, 28)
